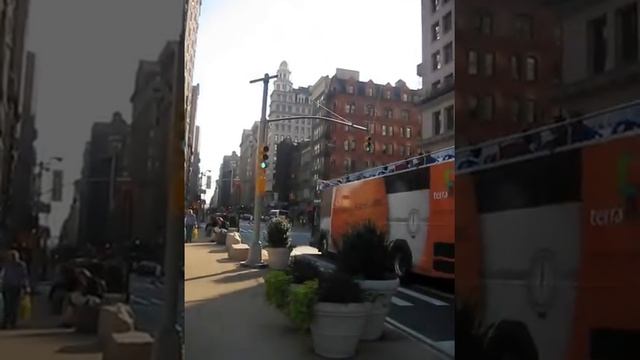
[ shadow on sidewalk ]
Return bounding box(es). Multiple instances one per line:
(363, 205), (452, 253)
(211, 270), (265, 284)
(208, 247), (226, 254)
(185, 266), (249, 282)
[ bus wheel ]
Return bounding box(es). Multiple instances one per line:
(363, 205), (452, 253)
(391, 243), (412, 280)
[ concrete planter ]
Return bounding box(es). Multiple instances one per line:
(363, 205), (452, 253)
(225, 232), (242, 254)
(356, 278), (400, 340)
(311, 302), (371, 359)
(266, 247), (290, 270)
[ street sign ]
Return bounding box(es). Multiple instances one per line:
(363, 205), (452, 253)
(51, 170), (63, 202)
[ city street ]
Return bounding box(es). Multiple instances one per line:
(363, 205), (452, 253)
(237, 219), (312, 246)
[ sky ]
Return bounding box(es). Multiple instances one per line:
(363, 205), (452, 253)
(27, 0), (183, 238)
(193, 0), (422, 202)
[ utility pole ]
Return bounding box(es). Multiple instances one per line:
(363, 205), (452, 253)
(242, 73), (277, 268)
(151, 26), (184, 360)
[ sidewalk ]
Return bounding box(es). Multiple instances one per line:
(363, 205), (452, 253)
(0, 283), (101, 359)
(184, 238), (449, 360)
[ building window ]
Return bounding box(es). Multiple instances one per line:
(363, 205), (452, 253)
(345, 103), (356, 114)
(511, 56), (521, 80)
(351, 139), (356, 150)
(382, 125), (387, 136)
(480, 96), (494, 121)
(525, 99), (536, 123)
(468, 96), (479, 118)
(588, 15), (608, 74)
(468, 50), (478, 75)
(432, 80), (441, 91)
(366, 104), (375, 116)
(401, 110), (410, 121)
(444, 42), (453, 64)
(443, 11), (453, 33)
(347, 85), (354, 94)
(388, 126), (394, 137)
(433, 110), (443, 135)
(368, 122), (375, 134)
(406, 145), (412, 157)
(512, 99), (522, 122)
(444, 73), (454, 86)
(445, 105), (454, 131)
(367, 87), (374, 96)
(385, 108), (393, 119)
(525, 56), (537, 81)
(388, 144), (394, 155)
(382, 144), (388, 154)
(399, 145), (405, 156)
(432, 51), (442, 71)
(484, 53), (494, 76)
(475, 13), (492, 35)
(406, 127), (413, 138)
(402, 93), (409, 102)
(432, 22), (441, 41)
(431, 0), (440, 13)
(385, 90), (391, 99)
(515, 15), (533, 39)
(616, 3), (639, 65)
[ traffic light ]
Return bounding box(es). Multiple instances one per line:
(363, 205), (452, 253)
(259, 145), (270, 169)
(365, 136), (373, 153)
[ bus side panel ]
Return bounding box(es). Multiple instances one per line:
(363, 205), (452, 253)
(569, 137), (640, 360)
(330, 178), (388, 252)
(384, 167), (430, 276)
(455, 173), (483, 301)
(421, 161), (455, 279)
(319, 188), (334, 245)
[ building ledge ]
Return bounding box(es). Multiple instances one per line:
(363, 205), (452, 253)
(416, 82), (454, 106)
(552, 62), (640, 102)
(422, 132), (454, 149)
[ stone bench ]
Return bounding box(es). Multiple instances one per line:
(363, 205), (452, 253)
(98, 303), (135, 347)
(229, 244), (250, 261)
(103, 331), (154, 360)
(225, 232), (242, 254)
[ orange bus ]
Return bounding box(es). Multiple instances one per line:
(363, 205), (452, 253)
(318, 152), (455, 280)
(456, 101), (640, 359)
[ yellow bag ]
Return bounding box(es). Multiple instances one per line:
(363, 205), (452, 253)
(192, 228), (198, 240)
(19, 295), (32, 321)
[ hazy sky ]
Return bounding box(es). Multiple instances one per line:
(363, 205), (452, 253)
(193, 0), (422, 202)
(27, 0), (182, 237)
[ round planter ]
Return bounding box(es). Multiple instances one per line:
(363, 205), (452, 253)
(356, 278), (400, 340)
(266, 247), (290, 270)
(311, 302), (371, 359)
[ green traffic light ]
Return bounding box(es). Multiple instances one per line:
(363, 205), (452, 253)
(260, 161), (268, 169)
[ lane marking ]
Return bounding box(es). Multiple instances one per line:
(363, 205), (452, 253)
(398, 287), (448, 306)
(411, 285), (454, 300)
(385, 318), (454, 359)
(391, 296), (414, 306)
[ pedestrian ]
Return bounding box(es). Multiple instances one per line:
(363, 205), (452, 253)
(185, 209), (197, 243)
(1, 250), (30, 329)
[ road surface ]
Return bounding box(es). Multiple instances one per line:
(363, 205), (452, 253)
(129, 274), (185, 338)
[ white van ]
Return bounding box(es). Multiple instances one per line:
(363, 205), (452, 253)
(269, 209), (289, 220)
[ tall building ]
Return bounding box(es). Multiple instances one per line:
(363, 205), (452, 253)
(238, 128), (255, 207)
(185, 83), (200, 203)
(129, 41), (179, 249)
(551, 0), (640, 115)
(310, 69), (423, 186)
(8, 51), (38, 243)
(0, 0), (33, 240)
(418, 0), (455, 152)
(216, 152), (240, 209)
(77, 112), (131, 248)
(454, 0), (562, 146)
(265, 61), (313, 203)
(185, 0), (202, 187)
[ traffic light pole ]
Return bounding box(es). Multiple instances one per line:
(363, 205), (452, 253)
(243, 73), (277, 268)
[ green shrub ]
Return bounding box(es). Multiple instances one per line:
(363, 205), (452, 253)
(287, 279), (318, 331)
(338, 221), (395, 280)
(264, 270), (293, 311)
(267, 217), (291, 248)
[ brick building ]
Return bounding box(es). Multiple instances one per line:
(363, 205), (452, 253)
(310, 69), (422, 184)
(454, 0), (563, 146)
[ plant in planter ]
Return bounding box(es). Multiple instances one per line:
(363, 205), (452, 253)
(264, 270), (293, 311)
(337, 221), (399, 341)
(265, 217), (292, 270)
(311, 272), (370, 359)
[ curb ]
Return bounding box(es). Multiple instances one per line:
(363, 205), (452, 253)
(385, 318), (454, 360)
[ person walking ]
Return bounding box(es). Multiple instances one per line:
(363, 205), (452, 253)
(1, 250), (30, 329)
(185, 209), (197, 243)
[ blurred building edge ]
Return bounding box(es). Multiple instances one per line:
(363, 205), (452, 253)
(184, 0), (203, 215)
(0, 0), (33, 249)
